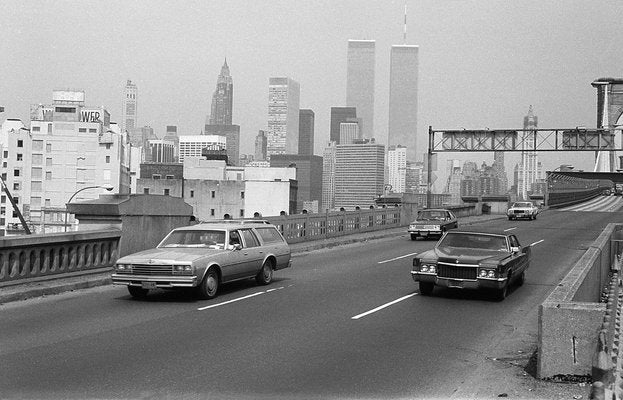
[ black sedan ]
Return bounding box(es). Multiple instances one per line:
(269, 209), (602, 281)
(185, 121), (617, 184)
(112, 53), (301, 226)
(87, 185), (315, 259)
(410, 230), (531, 300)
(407, 209), (458, 240)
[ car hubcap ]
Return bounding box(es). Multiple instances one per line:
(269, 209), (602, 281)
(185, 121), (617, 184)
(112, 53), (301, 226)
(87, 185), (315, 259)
(263, 265), (272, 281)
(207, 274), (217, 294)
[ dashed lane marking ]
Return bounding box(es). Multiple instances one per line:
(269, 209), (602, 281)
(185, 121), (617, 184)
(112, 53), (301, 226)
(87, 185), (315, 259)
(378, 252), (419, 264)
(197, 286), (285, 311)
(351, 293), (418, 320)
(530, 239), (545, 247)
(504, 227), (517, 232)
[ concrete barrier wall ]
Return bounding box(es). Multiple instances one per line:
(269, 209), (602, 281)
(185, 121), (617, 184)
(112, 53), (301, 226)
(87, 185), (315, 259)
(537, 224), (621, 378)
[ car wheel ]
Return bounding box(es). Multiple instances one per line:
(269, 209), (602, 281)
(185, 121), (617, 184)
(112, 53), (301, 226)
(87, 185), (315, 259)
(410, 234), (417, 241)
(495, 278), (510, 301)
(419, 282), (434, 296)
(128, 286), (149, 299)
(255, 259), (274, 285)
(197, 267), (219, 299)
(533, 214), (537, 220)
(508, 216), (512, 220)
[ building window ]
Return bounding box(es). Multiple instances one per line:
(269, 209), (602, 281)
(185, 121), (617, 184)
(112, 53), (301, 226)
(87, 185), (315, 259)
(13, 182), (19, 191)
(240, 191), (245, 199)
(13, 169), (20, 177)
(143, 188), (150, 194)
(17, 140), (23, 148)
(32, 126), (41, 132)
(45, 199), (51, 207)
(106, 156), (110, 163)
(190, 190), (194, 198)
(2, 162), (6, 168)
(45, 171), (52, 180)
(47, 124), (52, 134)
(211, 191), (215, 198)
(210, 209), (215, 216)
(46, 158), (52, 166)
(106, 144), (111, 150)
(78, 128), (87, 133)
(164, 189), (170, 196)
(0, 195), (5, 203)
(32, 140), (43, 151)
(31, 181), (42, 192)
(240, 209), (244, 217)
(3, 151), (7, 158)
(13, 197), (18, 204)
(32, 154), (43, 165)
(46, 143), (52, 153)
(152, 174), (161, 179)
(16, 154), (22, 161)
(165, 175), (174, 179)
(89, 128), (97, 133)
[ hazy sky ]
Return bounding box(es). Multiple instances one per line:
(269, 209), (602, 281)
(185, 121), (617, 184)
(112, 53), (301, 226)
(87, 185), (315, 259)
(2, 0), (622, 186)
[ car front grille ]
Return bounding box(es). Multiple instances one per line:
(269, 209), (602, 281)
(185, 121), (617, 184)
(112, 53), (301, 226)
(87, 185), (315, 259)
(118, 264), (175, 276)
(437, 262), (478, 279)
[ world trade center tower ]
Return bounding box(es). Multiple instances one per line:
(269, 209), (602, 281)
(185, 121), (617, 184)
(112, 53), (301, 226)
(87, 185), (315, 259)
(346, 40), (375, 138)
(388, 45), (419, 162)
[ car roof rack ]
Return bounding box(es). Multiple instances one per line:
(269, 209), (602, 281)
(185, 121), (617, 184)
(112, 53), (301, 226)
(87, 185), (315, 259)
(197, 219), (271, 225)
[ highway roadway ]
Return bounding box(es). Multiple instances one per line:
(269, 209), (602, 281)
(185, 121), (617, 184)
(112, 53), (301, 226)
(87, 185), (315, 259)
(1, 205), (623, 399)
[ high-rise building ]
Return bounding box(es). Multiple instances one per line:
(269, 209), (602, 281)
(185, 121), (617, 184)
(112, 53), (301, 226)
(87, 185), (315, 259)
(322, 141), (337, 211)
(255, 130), (267, 161)
(339, 121), (361, 145)
(25, 90), (130, 232)
(298, 109), (315, 156)
(267, 77), (300, 158)
(147, 140), (176, 163)
(205, 124), (240, 166)
(207, 59), (233, 126)
(330, 107), (357, 144)
(346, 40), (375, 137)
(387, 145), (407, 193)
(388, 45), (419, 161)
(444, 160), (462, 204)
(405, 160), (426, 194)
(517, 106), (542, 199)
(122, 80), (137, 132)
(334, 140), (385, 209)
(178, 135), (227, 163)
(163, 125), (179, 162)
(492, 151), (508, 194)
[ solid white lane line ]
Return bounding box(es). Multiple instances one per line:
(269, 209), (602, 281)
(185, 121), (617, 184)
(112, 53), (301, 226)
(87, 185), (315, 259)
(378, 252), (419, 264)
(530, 239), (545, 247)
(266, 286), (285, 293)
(197, 291), (265, 311)
(504, 227), (517, 232)
(351, 293), (418, 320)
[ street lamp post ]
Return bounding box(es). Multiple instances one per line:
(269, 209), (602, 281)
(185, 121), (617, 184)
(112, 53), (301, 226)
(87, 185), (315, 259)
(64, 185), (114, 232)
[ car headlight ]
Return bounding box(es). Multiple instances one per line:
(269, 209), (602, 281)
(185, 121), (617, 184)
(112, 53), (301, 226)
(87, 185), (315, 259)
(420, 264), (436, 273)
(172, 265), (193, 275)
(115, 263), (132, 272)
(478, 269), (497, 278)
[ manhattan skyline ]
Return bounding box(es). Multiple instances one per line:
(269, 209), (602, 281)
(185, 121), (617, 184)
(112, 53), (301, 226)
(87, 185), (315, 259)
(2, 0), (623, 176)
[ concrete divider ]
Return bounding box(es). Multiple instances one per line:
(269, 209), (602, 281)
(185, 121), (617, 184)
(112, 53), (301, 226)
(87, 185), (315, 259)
(538, 223), (623, 379)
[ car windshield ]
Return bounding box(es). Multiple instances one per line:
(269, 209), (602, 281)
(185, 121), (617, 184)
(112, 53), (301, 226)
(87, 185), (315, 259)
(438, 232), (508, 251)
(159, 230), (226, 249)
(417, 210), (449, 220)
(512, 202), (532, 208)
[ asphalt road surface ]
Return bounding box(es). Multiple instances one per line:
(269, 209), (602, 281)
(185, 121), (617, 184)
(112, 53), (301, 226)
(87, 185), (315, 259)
(2, 208), (622, 399)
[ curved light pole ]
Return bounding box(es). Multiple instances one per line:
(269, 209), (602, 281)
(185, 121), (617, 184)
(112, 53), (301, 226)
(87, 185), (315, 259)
(64, 185), (114, 232)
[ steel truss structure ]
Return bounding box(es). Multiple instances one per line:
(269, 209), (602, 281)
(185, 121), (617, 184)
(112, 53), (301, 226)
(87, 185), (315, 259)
(429, 127), (618, 152)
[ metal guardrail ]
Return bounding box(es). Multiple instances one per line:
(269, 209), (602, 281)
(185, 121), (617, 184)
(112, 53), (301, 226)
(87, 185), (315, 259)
(266, 207), (403, 244)
(0, 230), (122, 286)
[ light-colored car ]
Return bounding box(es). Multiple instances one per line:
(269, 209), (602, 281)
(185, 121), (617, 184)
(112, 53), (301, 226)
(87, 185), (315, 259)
(411, 230), (531, 300)
(112, 221), (291, 299)
(506, 201), (539, 220)
(408, 209), (458, 240)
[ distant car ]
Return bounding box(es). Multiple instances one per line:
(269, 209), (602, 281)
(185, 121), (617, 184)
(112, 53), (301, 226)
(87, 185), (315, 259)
(410, 230), (531, 300)
(408, 209), (458, 240)
(506, 201), (539, 220)
(112, 221), (291, 299)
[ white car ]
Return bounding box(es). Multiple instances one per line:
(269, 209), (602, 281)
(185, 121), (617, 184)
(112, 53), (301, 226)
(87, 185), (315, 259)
(507, 202), (539, 220)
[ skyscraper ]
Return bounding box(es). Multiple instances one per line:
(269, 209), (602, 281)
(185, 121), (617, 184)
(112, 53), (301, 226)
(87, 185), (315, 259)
(207, 59), (233, 126)
(322, 141), (337, 210)
(122, 80), (137, 132)
(334, 141), (385, 209)
(387, 145), (407, 193)
(388, 45), (419, 161)
(298, 109), (315, 156)
(346, 40), (375, 137)
(205, 124), (240, 166)
(267, 77), (300, 158)
(255, 130), (267, 161)
(330, 107), (357, 144)
(517, 106), (542, 199)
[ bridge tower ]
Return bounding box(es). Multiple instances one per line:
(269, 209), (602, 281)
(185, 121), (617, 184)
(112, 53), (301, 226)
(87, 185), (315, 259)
(592, 78), (623, 172)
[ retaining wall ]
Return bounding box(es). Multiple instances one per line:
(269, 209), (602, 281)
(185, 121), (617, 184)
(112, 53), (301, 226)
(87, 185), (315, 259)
(538, 223), (623, 378)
